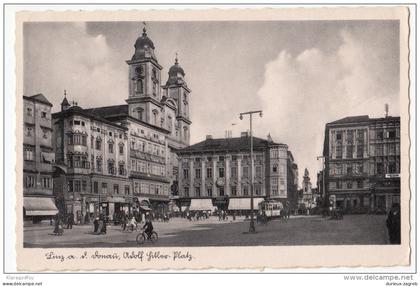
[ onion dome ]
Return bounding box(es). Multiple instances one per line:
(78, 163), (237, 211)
(131, 27), (157, 61)
(166, 56), (186, 85)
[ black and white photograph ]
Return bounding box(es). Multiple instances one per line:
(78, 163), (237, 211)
(4, 5), (414, 273)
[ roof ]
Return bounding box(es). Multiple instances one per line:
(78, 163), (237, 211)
(52, 106), (127, 130)
(23, 94), (53, 107)
(84, 104), (128, 118)
(178, 136), (286, 154)
(328, 115), (370, 125)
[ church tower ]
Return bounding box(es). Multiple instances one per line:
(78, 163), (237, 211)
(126, 26), (164, 128)
(163, 55), (192, 146)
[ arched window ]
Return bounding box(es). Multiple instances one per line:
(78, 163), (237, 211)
(136, 79), (144, 94)
(134, 107), (144, 121)
(152, 110), (158, 125)
(183, 126), (188, 141)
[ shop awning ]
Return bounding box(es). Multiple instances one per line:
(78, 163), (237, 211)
(189, 199), (214, 211)
(228, 198), (264, 210)
(24, 197), (58, 216)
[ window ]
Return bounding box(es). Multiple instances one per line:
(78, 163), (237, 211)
(255, 184), (262, 195)
(346, 130), (354, 143)
(108, 161), (115, 175)
(96, 157), (102, 172)
(271, 178), (278, 195)
(231, 167), (237, 178)
(195, 168), (201, 179)
(270, 149), (279, 158)
(206, 168), (212, 178)
(95, 138), (102, 150)
(219, 187), (224, 196)
(81, 121), (85, 127)
(256, 166), (262, 177)
(124, 185), (130, 195)
(346, 165), (352, 174)
(346, 181), (352, 189)
(377, 131), (384, 140)
(119, 144), (124, 155)
(231, 186), (237, 196)
(68, 180), (73, 192)
(118, 163), (125, 176)
(195, 187), (200, 197)
(183, 169), (189, 179)
(357, 181), (363, 189)
(219, 156), (225, 161)
(232, 155), (237, 161)
(101, 183), (107, 194)
(356, 145), (363, 158)
(26, 108), (32, 116)
(346, 145), (353, 159)
(336, 144), (342, 159)
(243, 187), (249, 196)
(376, 163), (384, 174)
(26, 127), (32, 137)
(41, 111), (47, 118)
(114, 184), (119, 194)
(356, 163), (364, 174)
(336, 181), (342, 189)
(82, 181), (87, 192)
(272, 164), (278, 173)
(41, 177), (51, 188)
(336, 132), (342, 140)
(109, 143), (114, 153)
(74, 180), (81, 192)
(388, 162), (397, 173)
(93, 181), (99, 194)
(91, 136), (94, 148)
(207, 187), (212, 197)
(242, 166), (249, 178)
(357, 130), (364, 140)
(388, 130), (396, 139)
(219, 168), (225, 178)
(24, 148), (34, 161)
(25, 175), (35, 188)
(184, 187), (190, 197)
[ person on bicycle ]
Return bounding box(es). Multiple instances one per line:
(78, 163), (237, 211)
(129, 215), (137, 231)
(142, 217), (154, 239)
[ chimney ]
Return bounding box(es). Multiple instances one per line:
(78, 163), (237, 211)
(241, 131), (248, 138)
(225, 130), (232, 138)
(206, 135), (213, 140)
(385, 103), (389, 117)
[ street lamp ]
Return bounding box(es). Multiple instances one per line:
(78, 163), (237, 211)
(239, 110), (263, 233)
(317, 156), (326, 214)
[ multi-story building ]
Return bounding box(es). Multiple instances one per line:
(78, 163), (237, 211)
(51, 25), (191, 222)
(322, 115), (400, 212)
(23, 94), (58, 223)
(175, 133), (292, 213)
(287, 151), (299, 210)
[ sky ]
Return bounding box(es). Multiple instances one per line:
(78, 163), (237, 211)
(23, 20), (400, 187)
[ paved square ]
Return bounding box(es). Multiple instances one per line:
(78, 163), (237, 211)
(23, 214), (389, 248)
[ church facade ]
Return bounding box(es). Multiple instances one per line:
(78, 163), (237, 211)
(51, 26), (191, 223)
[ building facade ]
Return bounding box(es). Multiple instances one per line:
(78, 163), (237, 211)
(51, 26), (191, 222)
(175, 133), (293, 213)
(23, 94), (58, 223)
(322, 115), (400, 213)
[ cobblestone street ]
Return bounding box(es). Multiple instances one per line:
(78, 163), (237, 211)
(24, 214), (389, 248)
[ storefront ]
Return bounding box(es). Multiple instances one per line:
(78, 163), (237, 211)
(23, 196), (59, 223)
(212, 197), (229, 211)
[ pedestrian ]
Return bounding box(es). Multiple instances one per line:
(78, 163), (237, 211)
(53, 214), (61, 235)
(101, 214), (107, 234)
(233, 211), (236, 221)
(67, 213), (74, 229)
(386, 203), (401, 244)
(93, 216), (99, 233)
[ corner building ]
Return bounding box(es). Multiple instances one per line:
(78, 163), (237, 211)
(323, 115), (400, 213)
(23, 94), (58, 223)
(51, 26), (191, 222)
(175, 134), (293, 213)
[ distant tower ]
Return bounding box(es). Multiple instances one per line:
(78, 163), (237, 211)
(163, 54), (192, 145)
(302, 168), (312, 193)
(61, 90), (70, 111)
(126, 24), (163, 127)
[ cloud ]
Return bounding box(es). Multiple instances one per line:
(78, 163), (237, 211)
(256, 29), (399, 185)
(24, 23), (126, 110)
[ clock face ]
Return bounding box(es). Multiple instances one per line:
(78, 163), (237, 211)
(135, 66), (143, 75)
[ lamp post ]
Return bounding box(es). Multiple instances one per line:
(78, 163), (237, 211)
(317, 156), (326, 214)
(239, 110), (263, 233)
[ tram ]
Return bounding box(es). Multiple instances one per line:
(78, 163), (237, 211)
(258, 200), (284, 218)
